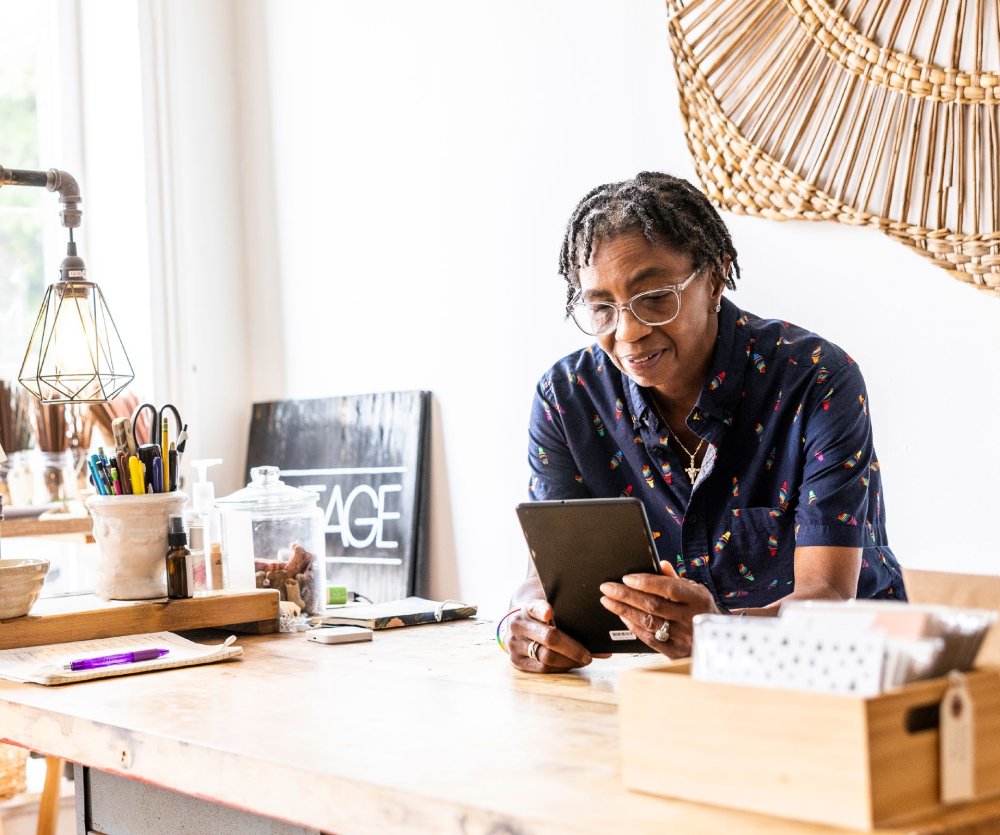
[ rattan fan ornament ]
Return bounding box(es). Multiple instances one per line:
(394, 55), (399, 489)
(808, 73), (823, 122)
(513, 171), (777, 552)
(666, 0), (1000, 293)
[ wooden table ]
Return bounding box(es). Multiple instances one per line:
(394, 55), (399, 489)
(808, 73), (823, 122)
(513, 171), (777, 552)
(0, 620), (998, 834)
(0, 514), (92, 540)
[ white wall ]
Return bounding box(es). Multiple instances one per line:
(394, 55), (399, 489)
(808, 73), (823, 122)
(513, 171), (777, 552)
(136, 0), (251, 495)
(226, 0), (999, 614)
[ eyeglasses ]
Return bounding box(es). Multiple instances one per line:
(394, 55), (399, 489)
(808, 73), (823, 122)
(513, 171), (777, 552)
(568, 267), (703, 336)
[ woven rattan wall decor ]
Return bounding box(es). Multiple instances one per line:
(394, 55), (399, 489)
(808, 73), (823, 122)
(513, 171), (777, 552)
(666, 0), (1000, 293)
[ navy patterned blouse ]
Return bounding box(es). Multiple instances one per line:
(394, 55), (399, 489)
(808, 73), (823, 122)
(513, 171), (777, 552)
(527, 297), (906, 608)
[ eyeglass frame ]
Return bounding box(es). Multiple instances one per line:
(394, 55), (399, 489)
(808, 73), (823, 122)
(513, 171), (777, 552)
(567, 266), (705, 336)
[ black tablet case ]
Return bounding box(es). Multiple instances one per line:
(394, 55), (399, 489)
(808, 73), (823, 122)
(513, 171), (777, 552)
(516, 498), (661, 654)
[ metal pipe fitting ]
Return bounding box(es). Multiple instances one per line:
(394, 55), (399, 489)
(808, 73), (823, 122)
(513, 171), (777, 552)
(0, 165), (82, 228)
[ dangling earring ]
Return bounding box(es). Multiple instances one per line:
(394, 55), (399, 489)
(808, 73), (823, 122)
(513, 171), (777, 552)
(713, 303), (721, 313)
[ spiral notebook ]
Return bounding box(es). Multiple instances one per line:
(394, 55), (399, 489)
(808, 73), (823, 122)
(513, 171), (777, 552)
(0, 631), (243, 686)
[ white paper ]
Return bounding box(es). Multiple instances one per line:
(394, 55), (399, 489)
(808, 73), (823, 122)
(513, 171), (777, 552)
(692, 614), (886, 696)
(0, 631), (241, 686)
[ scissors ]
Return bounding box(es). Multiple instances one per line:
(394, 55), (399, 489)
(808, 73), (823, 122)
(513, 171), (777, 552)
(131, 403), (185, 448)
(130, 403), (188, 492)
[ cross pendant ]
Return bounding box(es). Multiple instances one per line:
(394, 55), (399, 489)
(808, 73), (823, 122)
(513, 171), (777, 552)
(685, 462), (700, 483)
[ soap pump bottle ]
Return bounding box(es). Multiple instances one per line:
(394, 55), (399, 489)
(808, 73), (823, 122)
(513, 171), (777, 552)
(166, 514), (193, 599)
(190, 459), (222, 516)
(186, 459), (222, 592)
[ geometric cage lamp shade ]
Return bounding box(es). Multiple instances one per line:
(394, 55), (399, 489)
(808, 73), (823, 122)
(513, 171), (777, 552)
(18, 270), (134, 404)
(1, 164), (133, 404)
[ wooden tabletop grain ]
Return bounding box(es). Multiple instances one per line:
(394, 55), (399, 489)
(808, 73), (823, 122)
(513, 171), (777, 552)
(0, 619), (997, 834)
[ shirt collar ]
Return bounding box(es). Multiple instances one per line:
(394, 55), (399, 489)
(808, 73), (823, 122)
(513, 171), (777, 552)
(694, 295), (743, 423)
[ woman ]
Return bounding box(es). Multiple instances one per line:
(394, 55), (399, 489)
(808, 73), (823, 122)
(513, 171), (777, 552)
(506, 172), (905, 673)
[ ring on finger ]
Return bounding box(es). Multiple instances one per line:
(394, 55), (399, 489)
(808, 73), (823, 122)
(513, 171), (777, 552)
(527, 640), (540, 662)
(654, 621), (671, 642)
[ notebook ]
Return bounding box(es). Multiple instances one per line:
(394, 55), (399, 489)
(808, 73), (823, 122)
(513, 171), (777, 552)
(0, 631), (243, 686)
(320, 597), (477, 630)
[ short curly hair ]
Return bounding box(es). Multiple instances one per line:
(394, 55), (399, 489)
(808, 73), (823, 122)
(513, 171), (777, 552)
(558, 172), (741, 312)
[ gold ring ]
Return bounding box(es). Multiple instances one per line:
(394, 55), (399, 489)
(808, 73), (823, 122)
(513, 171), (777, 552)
(527, 640), (540, 662)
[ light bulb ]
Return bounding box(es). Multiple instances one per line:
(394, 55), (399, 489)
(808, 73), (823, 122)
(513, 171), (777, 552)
(46, 286), (99, 378)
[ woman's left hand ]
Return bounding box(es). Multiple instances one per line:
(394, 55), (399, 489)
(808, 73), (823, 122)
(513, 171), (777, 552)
(599, 571), (721, 658)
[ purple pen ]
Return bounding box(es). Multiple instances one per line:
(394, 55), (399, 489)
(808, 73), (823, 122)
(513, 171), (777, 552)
(65, 648), (169, 671)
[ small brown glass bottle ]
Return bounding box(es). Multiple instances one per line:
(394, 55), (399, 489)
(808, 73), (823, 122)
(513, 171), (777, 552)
(166, 514), (193, 599)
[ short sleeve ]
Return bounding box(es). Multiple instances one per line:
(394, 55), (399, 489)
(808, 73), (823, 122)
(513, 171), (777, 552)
(794, 361), (873, 548)
(527, 375), (589, 501)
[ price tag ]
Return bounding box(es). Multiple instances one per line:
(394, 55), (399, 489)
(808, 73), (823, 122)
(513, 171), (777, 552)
(940, 671), (975, 803)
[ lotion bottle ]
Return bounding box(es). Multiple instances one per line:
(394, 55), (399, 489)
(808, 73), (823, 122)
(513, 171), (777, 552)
(186, 459), (222, 593)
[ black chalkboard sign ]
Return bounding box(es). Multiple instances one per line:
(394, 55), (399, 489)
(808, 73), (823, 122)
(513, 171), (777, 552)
(246, 391), (431, 603)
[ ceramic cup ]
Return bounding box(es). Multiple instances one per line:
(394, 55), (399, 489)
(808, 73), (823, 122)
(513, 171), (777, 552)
(85, 491), (187, 599)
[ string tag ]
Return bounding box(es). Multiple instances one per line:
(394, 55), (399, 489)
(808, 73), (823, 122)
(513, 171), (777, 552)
(940, 671), (975, 803)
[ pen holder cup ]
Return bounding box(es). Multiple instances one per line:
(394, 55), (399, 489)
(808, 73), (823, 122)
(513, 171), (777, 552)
(86, 491), (188, 600)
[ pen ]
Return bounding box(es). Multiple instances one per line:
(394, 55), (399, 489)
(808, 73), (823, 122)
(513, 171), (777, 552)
(129, 455), (145, 495)
(152, 456), (163, 494)
(97, 457), (115, 494)
(89, 454), (111, 495)
(161, 416), (169, 496)
(110, 466), (123, 495)
(64, 647), (169, 671)
(116, 451), (132, 494)
(138, 444), (161, 493)
(168, 443), (177, 491)
(87, 458), (107, 495)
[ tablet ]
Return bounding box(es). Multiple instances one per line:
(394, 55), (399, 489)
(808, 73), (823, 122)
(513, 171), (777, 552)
(515, 497), (668, 654)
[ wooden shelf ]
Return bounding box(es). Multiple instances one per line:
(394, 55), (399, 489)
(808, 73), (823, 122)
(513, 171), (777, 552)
(0, 590), (279, 650)
(1, 514), (93, 539)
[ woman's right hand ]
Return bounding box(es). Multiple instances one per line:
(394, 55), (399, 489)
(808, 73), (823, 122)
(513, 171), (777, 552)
(506, 600), (595, 673)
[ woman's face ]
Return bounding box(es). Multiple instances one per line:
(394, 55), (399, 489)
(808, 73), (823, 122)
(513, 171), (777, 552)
(577, 231), (726, 398)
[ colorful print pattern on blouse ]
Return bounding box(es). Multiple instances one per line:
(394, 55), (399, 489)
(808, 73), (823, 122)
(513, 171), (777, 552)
(527, 298), (905, 609)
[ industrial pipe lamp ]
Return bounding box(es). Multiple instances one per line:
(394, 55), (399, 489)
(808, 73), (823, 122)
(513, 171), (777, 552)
(0, 165), (133, 403)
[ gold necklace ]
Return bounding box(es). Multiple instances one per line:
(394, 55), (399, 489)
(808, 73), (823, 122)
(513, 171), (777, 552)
(653, 402), (705, 484)
(672, 432), (705, 484)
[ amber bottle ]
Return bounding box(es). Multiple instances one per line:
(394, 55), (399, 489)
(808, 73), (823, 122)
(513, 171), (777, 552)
(165, 514), (193, 599)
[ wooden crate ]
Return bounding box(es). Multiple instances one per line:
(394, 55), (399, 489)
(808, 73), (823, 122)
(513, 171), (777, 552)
(0, 590), (279, 650)
(620, 663), (1000, 831)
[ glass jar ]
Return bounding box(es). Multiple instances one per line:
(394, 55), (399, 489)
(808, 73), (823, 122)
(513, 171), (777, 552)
(33, 449), (75, 505)
(6, 450), (34, 506)
(0, 458), (11, 506)
(215, 466), (326, 616)
(70, 444), (94, 497)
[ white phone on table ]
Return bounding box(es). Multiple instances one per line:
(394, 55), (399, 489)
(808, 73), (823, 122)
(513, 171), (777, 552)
(307, 626), (373, 645)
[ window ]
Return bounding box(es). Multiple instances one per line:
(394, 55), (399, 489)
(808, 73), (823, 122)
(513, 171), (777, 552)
(0, 1), (152, 394)
(0, 1), (54, 379)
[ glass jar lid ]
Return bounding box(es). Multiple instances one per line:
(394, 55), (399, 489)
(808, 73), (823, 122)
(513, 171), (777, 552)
(215, 466), (319, 515)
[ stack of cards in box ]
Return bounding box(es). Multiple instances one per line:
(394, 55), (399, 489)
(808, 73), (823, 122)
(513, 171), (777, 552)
(691, 601), (997, 696)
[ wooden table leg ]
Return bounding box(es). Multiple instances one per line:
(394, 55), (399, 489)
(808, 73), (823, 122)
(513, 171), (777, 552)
(36, 756), (62, 835)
